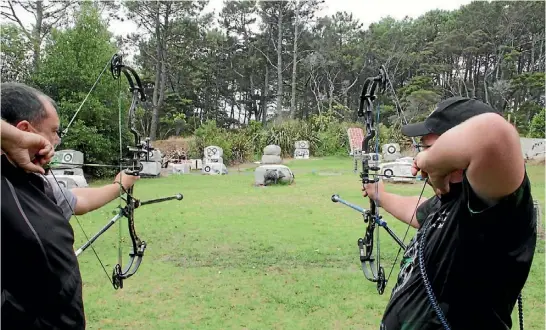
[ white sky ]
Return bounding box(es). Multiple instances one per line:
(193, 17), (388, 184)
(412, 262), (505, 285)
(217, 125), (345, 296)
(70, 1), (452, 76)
(4, 0), (476, 38)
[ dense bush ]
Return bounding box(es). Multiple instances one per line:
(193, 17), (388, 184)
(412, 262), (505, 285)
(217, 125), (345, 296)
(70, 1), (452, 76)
(185, 111), (369, 165)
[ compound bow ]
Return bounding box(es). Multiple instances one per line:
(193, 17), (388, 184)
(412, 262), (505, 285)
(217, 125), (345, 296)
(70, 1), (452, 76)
(49, 53), (183, 290)
(332, 67), (418, 295)
(332, 65), (527, 330)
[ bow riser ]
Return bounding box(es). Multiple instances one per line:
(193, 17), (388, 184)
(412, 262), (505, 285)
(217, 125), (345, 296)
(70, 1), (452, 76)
(357, 77), (388, 294)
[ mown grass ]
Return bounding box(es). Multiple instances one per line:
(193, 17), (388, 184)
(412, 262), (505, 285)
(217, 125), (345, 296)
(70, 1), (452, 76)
(74, 157), (545, 329)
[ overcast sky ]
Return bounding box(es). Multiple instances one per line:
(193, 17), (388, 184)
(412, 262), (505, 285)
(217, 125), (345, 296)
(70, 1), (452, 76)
(5, 0), (476, 37)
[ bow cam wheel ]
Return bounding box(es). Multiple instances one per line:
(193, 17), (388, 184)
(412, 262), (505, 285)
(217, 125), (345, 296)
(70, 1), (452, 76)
(377, 266), (386, 294)
(112, 264), (123, 289)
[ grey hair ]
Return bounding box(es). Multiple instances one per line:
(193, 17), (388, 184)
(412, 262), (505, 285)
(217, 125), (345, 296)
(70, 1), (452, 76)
(1, 82), (57, 126)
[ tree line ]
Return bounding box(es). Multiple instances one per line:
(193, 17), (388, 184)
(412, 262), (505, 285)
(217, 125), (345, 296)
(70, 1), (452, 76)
(1, 0), (544, 173)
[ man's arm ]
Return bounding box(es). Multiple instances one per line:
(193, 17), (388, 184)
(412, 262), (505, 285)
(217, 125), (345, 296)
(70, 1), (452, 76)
(71, 172), (139, 215)
(71, 184), (122, 215)
(378, 193), (428, 229)
(419, 113), (525, 201)
(363, 180), (429, 229)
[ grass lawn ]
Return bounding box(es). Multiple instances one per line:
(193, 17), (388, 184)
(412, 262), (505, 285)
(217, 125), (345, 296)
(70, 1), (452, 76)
(74, 157), (545, 329)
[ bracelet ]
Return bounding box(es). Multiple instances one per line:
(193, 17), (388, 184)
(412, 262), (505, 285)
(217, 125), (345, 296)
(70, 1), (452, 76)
(113, 181), (128, 193)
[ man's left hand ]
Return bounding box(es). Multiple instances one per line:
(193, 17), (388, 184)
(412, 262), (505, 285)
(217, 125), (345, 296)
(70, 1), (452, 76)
(114, 171), (140, 190)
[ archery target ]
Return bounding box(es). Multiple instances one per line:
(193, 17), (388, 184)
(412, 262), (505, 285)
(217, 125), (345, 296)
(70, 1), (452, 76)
(294, 148), (310, 159)
(201, 163), (228, 175)
(62, 153), (73, 163)
(204, 146), (223, 159)
(347, 128), (364, 154)
(382, 143), (400, 155)
(383, 169), (394, 178)
(294, 140), (310, 149)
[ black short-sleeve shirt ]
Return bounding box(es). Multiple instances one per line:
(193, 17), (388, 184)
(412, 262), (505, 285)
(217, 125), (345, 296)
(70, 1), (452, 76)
(381, 171), (537, 330)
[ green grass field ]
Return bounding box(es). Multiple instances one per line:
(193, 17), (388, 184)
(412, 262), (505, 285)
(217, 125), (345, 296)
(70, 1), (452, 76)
(74, 157), (545, 329)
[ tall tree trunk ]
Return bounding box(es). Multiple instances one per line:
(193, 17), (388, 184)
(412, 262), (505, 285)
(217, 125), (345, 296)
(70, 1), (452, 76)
(250, 74), (255, 122)
(32, 0), (43, 72)
(150, 8), (169, 141)
(276, 5), (283, 114)
(262, 64), (269, 124)
(289, 0), (299, 118)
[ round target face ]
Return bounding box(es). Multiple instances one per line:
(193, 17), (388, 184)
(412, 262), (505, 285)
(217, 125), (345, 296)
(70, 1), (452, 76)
(387, 145), (397, 154)
(62, 153), (73, 163)
(383, 169), (394, 178)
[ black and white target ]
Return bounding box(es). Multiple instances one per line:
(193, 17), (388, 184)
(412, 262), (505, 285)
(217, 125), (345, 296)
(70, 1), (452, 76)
(386, 145), (397, 154)
(383, 169), (394, 178)
(206, 147), (219, 158)
(62, 153), (73, 163)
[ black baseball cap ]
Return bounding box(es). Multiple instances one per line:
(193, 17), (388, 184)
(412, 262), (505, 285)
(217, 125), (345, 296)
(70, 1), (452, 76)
(401, 96), (501, 137)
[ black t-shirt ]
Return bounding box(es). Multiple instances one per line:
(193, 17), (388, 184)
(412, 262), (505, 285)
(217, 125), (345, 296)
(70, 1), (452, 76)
(381, 171), (537, 330)
(1, 155), (86, 329)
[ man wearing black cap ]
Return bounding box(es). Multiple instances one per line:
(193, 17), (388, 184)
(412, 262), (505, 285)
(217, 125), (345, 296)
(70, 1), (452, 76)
(362, 97), (537, 329)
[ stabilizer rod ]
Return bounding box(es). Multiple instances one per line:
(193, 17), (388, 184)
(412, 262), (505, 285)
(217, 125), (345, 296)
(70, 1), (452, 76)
(331, 194), (407, 250)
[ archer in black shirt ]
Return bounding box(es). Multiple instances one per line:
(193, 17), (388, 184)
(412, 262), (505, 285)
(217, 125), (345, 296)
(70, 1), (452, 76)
(362, 97), (537, 329)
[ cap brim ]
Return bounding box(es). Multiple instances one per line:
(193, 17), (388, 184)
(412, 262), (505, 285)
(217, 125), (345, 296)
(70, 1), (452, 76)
(401, 122), (430, 137)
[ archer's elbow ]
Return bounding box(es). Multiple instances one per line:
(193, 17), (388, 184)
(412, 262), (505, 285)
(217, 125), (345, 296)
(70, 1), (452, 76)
(477, 113), (522, 160)
(466, 113), (525, 198)
(74, 199), (91, 216)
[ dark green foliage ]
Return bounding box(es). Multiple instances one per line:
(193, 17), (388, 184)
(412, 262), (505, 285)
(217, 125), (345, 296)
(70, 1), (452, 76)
(30, 2), (126, 177)
(528, 108), (546, 139)
(187, 112), (363, 165)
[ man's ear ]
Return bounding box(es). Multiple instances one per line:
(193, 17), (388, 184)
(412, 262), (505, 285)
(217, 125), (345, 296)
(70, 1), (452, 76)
(15, 120), (32, 132)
